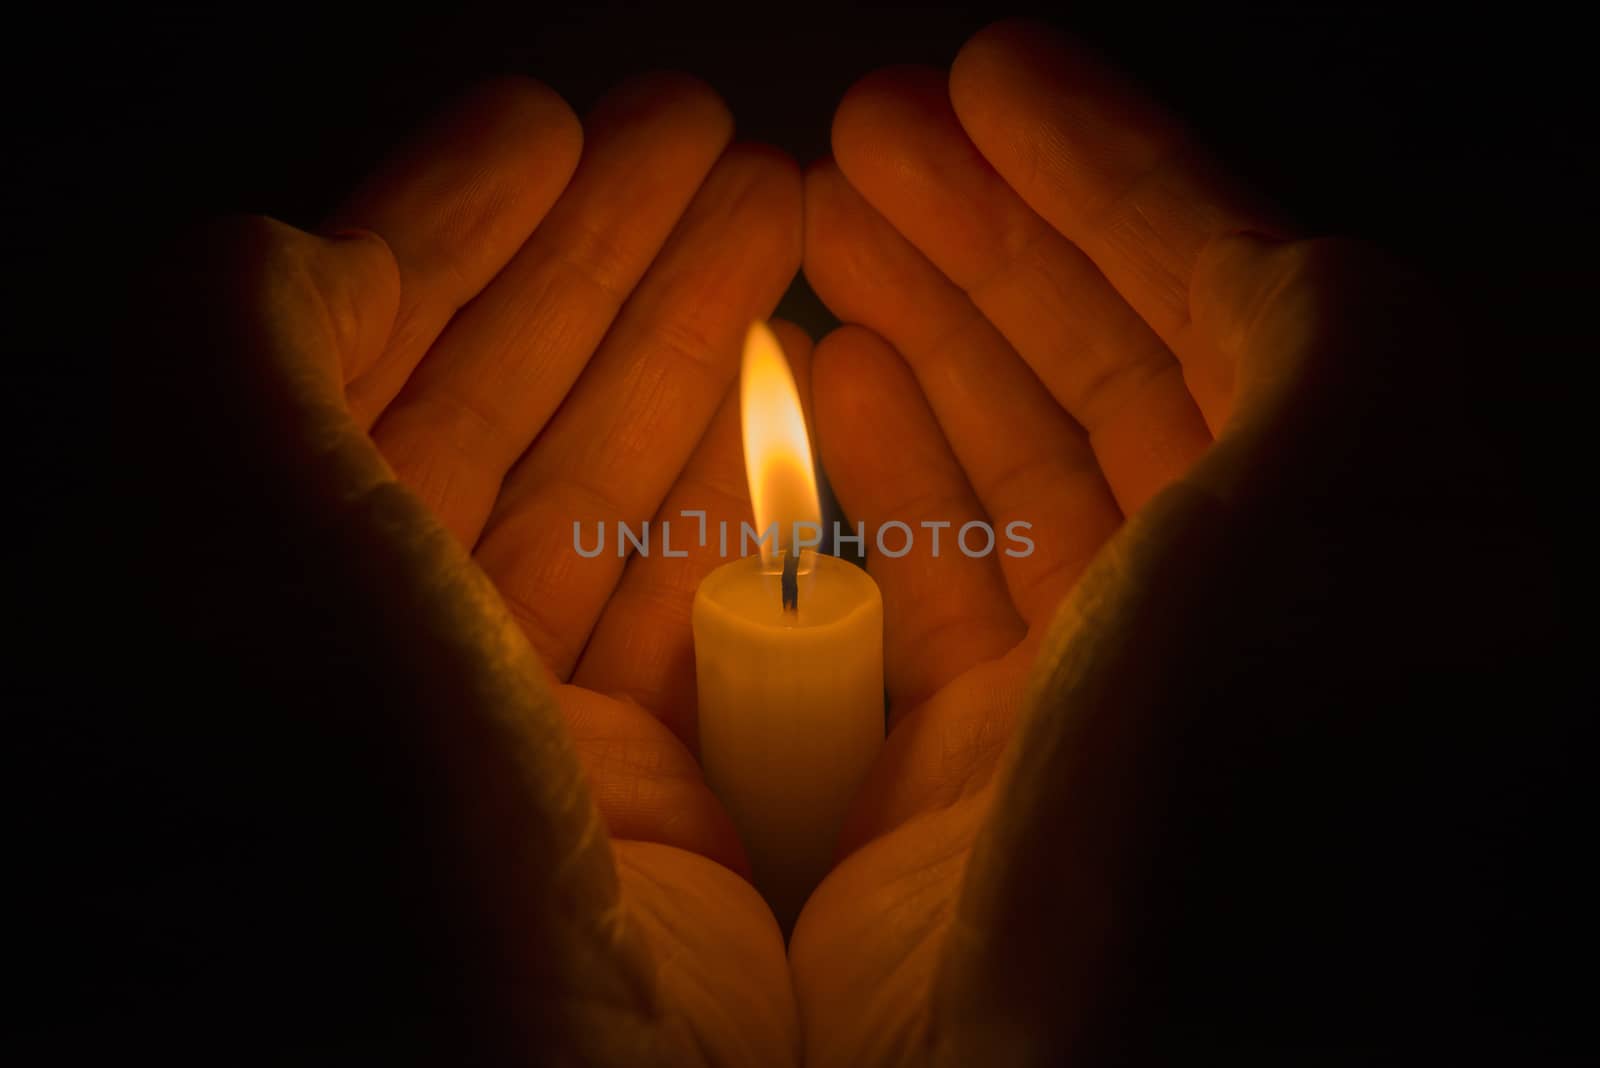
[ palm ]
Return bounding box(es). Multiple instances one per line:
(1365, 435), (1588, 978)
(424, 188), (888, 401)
(789, 24), (1289, 1062)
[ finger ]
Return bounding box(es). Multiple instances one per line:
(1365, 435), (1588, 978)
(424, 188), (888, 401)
(474, 145), (803, 681)
(327, 77), (583, 428)
(805, 161), (1120, 624)
(369, 74), (734, 546)
(812, 325), (1024, 711)
(949, 20), (1293, 428)
(831, 68), (1211, 514)
(573, 322), (813, 748)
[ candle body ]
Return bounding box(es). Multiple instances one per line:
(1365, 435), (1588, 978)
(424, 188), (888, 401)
(693, 552), (884, 930)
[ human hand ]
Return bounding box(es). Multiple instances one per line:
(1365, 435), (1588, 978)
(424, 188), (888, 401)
(164, 74), (803, 1063)
(151, 23), (1530, 1065)
(795, 18), (1511, 1064)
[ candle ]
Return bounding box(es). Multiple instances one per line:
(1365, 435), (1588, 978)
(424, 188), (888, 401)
(693, 322), (885, 932)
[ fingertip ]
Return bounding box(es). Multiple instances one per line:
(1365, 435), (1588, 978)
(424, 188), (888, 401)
(837, 64), (946, 113)
(801, 158), (847, 279)
(452, 74), (585, 169)
(429, 78), (584, 216)
(810, 327), (850, 444)
(768, 318), (813, 364)
(722, 141), (805, 270)
(950, 19), (1049, 116)
(330, 73), (584, 324)
(948, 24), (1009, 133)
(951, 17), (1092, 102)
(950, 19), (1172, 172)
(587, 69), (734, 148)
(801, 154), (844, 198)
(769, 319), (816, 431)
(478, 73), (583, 130)
(731, 140), (805, 199)
(801, 156), (845, 223)
(811, 324), (899, 450)
(809, 322), (854, 386)
(832, 65), (947, 164)
(952, 17), (1064, 80)
(814, 320), (890, 363)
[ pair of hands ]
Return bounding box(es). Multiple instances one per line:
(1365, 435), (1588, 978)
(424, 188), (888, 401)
(166, 18), (1481, 1066)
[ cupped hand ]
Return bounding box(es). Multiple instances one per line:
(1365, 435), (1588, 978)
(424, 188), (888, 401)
(793, 19), (1493, 1065)
(179, 74), (804, 1063)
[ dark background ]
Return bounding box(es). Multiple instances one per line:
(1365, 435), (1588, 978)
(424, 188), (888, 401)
(10, 2), (1591, 1061)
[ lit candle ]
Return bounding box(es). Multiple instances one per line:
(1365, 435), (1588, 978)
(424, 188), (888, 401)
(693, 322), (885, 931)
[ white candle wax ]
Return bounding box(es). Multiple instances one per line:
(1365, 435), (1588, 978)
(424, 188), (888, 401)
(693, 550), (883, 930)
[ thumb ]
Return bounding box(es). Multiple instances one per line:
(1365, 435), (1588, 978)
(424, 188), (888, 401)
(139, 220), (658, 1063)
(157, 216), (402, 502)
(194, 216), (400, 404)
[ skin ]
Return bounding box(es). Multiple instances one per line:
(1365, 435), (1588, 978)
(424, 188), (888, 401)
(146, 18), (1545, 1066)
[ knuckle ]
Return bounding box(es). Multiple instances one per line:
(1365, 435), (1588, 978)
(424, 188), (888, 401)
(721, 141), (804, 207)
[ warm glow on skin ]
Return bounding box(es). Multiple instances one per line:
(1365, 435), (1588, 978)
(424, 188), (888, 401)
(741, 320), (821, 566)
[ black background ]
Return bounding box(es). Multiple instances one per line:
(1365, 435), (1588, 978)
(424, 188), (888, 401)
(10, 2), (1591, 1061)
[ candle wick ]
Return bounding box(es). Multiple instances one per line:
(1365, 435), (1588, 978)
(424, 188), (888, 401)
(781, 552), (799, 614)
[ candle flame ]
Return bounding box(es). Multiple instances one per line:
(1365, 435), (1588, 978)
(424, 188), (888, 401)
(741, 321), (820, 569)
